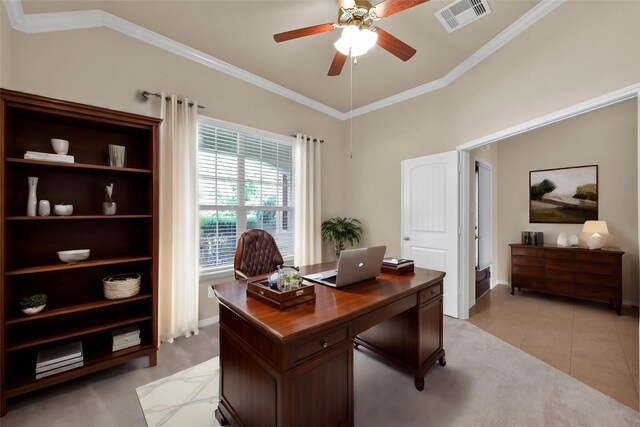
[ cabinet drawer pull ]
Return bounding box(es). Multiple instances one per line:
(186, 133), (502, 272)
(321, 341), (328, 349)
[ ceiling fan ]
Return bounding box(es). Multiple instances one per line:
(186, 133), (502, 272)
(273, 0), (428, 76)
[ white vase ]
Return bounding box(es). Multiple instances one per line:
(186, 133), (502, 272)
(568, 234), (579, 246)
(556, 232), (568, 247)
(27, 177), (38, 217)
(38, 200), (51, 216)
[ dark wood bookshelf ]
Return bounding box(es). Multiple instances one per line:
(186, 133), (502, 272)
(0, 89), (160, 416)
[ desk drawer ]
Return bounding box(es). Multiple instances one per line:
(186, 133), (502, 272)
(291, 325), (350, 365)
(419, 282), (442, 305)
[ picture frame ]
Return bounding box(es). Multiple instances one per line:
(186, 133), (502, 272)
(529, 165), (598, 224)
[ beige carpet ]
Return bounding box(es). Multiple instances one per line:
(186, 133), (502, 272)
(136, 318), (639, 426)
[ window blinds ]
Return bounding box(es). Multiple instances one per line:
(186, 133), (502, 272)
(198, 119), (295, 272)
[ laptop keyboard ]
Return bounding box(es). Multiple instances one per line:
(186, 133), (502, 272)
(323, 275), (337, 284)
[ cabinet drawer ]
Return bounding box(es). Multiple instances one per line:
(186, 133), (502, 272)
(512, 247), (544, 257)
(512, 274), (544, 290)
(512, 256), (544, 268)
(575, 284), (616, 302)
(545, 250), (575, 260)
(291, 325), (350, 365)
(574, 263), (619, 276)
(576, 252), (621, 265)
(419, 282), (442, 305)
(512, 265), (545, 278)
(545, 259), (575, 271)
(546, 280), (575, 295)
(575, 273), (620, 289)
(545, 269), (574, 282)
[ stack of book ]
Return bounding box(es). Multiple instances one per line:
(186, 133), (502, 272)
(112, 325), (140, 352)
(24, 151), (75, 164)
(382, 257), (415, 275)
(36, 341), (83, 380)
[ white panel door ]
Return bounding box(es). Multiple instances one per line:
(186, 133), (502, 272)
(401, 151), (459, 318)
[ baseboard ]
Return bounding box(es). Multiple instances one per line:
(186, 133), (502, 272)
(494, 280), (509, 287)
(198, 315), (220, 328)
(623, 299), (639, 308)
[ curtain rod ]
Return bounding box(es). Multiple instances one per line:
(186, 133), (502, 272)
(140, 90), (205, 109)
(291, 134), (324, 143)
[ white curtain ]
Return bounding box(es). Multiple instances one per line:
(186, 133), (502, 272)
(158, 94), (200, 343)
(294, 134), (322, 265)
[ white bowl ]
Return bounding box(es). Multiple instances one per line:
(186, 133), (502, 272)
(53, 204), (73, 216)
(22, 305), (45, 315)
(51, 138), (69, 155)
(58, 249), (90, 263)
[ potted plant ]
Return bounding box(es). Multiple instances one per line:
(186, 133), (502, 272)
(20, 293), (47, 315)
(321, 217), (363, 256)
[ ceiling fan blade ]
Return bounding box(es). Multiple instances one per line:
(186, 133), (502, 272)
(338, 0), (356, 8)
(274, 23), (335, 43)
(374, 0), (429, 18)
(328, 52), (348, 76)
(376, 28), (417, 61)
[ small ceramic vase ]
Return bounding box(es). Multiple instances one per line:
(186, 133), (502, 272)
(38, 200), (51, 216)
(556, 232), (568, 247)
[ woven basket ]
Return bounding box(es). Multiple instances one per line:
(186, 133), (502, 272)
(103, 273), (141, 299)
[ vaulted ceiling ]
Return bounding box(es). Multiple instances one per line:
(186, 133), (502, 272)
(19, 0), (543, 115)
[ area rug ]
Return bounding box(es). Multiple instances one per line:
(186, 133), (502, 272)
(136, 357), (220, 427)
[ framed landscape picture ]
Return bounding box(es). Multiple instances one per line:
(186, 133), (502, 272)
(529, 165), (598, 223)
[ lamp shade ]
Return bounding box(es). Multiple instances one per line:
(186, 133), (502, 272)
(582, 220), (608, 249)
(582, 220), (608, 235)
(334, 26), (378, 57)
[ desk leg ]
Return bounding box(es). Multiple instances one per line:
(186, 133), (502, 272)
(215, 408), (229, 426)
(414, 376), (424, 391)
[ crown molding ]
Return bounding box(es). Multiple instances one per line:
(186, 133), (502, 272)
(350, 0), (564, 118)
(3, 0), (563, 121)
(457, 82), (640, 151)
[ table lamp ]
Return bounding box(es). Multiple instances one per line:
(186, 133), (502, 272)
(582, 220), (608, 249)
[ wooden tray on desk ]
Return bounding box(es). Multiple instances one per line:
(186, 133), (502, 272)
(247, 279), (316, 309)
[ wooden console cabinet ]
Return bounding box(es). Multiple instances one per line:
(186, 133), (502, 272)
(509, 244), (624, 315)
(0, 89), (160, 415)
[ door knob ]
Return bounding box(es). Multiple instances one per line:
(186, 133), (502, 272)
(403, 237), (410, 241)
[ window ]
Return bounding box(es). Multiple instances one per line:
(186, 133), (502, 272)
(198, 117), (295, 273)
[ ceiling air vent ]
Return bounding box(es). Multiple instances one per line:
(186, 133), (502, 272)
(435, 0), (492, 33)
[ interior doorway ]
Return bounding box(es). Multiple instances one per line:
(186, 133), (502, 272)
(474, 160), (492, 300)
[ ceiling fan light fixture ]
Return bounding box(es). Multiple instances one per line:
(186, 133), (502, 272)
(334, 25), (378, 57)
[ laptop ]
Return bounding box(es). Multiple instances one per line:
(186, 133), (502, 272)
(303, 246), (386, 287)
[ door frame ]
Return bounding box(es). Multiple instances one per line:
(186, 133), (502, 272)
(456, 82), (640, 319)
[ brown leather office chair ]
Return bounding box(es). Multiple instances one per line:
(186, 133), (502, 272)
(233, 229), (284, 280)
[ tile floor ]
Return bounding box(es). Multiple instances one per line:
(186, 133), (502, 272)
(469, 284), (639, 410)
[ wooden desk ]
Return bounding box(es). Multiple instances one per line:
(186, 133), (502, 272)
(213, 263), (446, 427)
